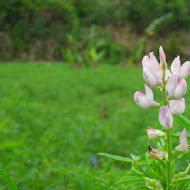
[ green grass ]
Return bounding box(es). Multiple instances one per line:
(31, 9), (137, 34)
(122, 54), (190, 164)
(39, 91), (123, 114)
(0, 63), (189, 189)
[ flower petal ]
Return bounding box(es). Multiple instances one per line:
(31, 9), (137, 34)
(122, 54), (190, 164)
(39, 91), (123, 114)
(147, 127), (165, 139)
(142, 55), (150, 68)
(154, 69), (163, 85)
(145, 85), (153, 101)
(149, 52), (159, 68)
(134, 91), (150, 109)
(145, 85), (160, 107)
(180, 128), (188, 147)
(175, 128), (189, 152)
(143, 67), (157, 87)
(166, 74), (178, 98)
(165, 69), (171, 81)
(174, 79), (187, 99)
(179, 61), (190, 79)
(159, 106), (173, 129)
(169, 98), (185, 115)
(159, 46), (167, 68)
(171, 56), (181, 75)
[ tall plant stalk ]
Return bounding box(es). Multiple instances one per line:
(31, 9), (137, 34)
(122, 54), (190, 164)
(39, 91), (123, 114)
(162, 66), (172, 190)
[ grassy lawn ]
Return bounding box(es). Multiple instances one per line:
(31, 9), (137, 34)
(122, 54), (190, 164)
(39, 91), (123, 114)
(0, 63), (189, 189)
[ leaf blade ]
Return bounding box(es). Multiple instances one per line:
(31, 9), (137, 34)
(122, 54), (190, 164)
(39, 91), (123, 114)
(98, 153), (133, 163)
(0, 169), (18, 190)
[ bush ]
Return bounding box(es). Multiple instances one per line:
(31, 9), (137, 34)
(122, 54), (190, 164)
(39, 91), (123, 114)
(0, 0), (78, 60)
(125, 0), (190, 33)
(61, 26), (126, 67)
(0, 0), (190, 62)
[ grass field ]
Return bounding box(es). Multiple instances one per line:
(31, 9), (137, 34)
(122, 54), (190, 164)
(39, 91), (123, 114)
(0, 63), (189, 189)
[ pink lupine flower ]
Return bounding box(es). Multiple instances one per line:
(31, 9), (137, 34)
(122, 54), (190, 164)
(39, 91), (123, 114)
(147, 127), (165, 139)
(166, 74), (187, 99)
(165, 69), (171, 81)
(169, 98), (185, 115)
(159, 106), (173, 129)
(134, 85), (160, 109)
(175, 128), (189, 152)
(142, 52), (163, 87)
(171, 56), (190, 79)
(159, 46), (167, 68)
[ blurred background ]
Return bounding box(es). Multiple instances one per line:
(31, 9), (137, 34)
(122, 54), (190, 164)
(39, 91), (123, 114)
(0, 0), (190, 189)
(0, 0), (190, 64)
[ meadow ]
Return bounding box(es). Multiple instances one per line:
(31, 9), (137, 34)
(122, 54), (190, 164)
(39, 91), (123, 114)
(0, 63), (189, 189)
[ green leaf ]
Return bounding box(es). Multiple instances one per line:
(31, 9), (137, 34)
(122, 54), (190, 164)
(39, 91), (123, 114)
(178, 175), (190, 183)
(116, 176), (144, 185)
(131, 154), (140, 161)
(98, 153), (133, 163)
(0, 169), (18, 190)
(176, 115), (190, 128)
(172, 132), (190, 140)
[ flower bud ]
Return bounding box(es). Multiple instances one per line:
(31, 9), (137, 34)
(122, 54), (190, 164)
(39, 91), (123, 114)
(159, 106), (173, 129)
(175, 128), (189, 152)
(134, 85), (160, 109)
(147, 127), (165, 139)
(166, 74), (187, 99)
(145, 177), (164, 190)
(169, 98), (185, 115)
(172, 172), (187, 184)
(159, 46), (167, 69)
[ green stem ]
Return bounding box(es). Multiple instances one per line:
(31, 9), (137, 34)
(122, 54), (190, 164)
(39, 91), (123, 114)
(162, 70), (172, 190)
(166, 128), (172, 190)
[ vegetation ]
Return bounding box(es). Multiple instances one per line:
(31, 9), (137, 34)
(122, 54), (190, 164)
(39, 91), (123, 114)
(0, 63), (189, 189)
(0, 0), (190, 63)
(0, 1), (190, 189)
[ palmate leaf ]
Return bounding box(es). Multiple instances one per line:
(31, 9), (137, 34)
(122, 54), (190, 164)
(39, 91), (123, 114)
(98, 153), (133, 163)
(0, 169), (18, 190)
